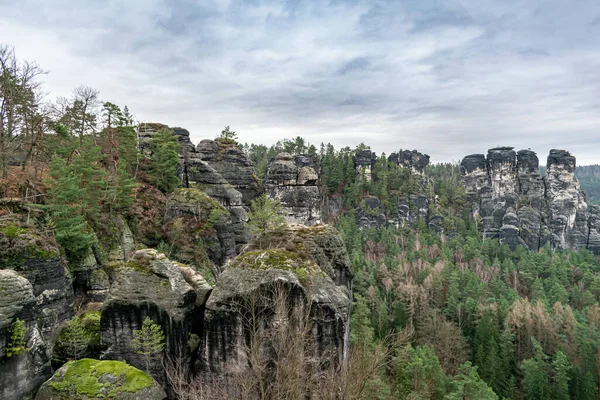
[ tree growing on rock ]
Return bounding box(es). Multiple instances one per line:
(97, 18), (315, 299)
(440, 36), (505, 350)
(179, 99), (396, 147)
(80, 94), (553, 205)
(248, 193), (286, 234)
(218, 125), (238, 143)
(148, 127), (180, 193)
(132, 316), (165, 373)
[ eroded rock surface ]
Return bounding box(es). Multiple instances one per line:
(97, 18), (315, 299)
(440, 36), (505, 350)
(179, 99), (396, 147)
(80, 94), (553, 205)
(265, 152), (321, 225)
(197, 139), (263, 206)
(198, 224), (352, 396)
(460, 147), (599, 252)
(0, 221), (74, 400)
(100, 249), (211, 384)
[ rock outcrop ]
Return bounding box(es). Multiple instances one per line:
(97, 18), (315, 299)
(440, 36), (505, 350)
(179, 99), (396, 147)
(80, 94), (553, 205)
(197, 224), (352, 396)
(197, 139), (263, 206)
(137, 124), (252, 264)
(264, 153), (321, 225)
(0, 221), (74, 400)
(354, 149), (376, 182)
(35, 358), (166, 400)
(461, 147), (600, 252)
(389, 149), (431, 175)
(100, 249), (212, 384)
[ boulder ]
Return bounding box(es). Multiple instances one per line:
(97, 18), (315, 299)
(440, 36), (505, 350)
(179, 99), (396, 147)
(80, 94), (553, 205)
(35, 359), (166, 400)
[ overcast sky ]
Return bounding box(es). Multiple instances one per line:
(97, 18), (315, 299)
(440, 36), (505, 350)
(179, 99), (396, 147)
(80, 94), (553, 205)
(1, 0), (600, 164)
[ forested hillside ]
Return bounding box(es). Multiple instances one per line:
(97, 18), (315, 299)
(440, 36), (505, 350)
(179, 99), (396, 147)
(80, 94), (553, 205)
(576, 165), (600, 204)
(2, 43), (600, 400)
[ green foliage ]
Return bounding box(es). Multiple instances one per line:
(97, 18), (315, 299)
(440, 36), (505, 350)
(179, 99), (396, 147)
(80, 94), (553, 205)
(446, 362), (498, 400)
(48, 358), (153, 397)
(6, 318), (28, 357)
(148, 128), (180, 193)
(57, 311), (101, 361)
(248, 193), (287, 234)
(131, 317), (165, 372)
(218, 125), (238, 143)
(45, 152), (99, 261)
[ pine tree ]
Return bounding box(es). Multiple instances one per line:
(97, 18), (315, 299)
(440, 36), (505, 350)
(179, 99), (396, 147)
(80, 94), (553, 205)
(248, 194), (286, 234)
(148, 128), (180, 193)
(45, 154), (98, 261)
(551, 351), (571, 400)
(131, 316), (165, 372)
(61, 317), (91, 360)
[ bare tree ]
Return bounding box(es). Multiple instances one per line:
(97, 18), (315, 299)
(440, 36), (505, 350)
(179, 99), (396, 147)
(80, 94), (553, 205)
(0, 44), (45, 179)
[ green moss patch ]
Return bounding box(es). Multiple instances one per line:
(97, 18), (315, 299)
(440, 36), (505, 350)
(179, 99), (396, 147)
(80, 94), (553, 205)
(232, 249), (325, 283)
(49, 358), (153, 398)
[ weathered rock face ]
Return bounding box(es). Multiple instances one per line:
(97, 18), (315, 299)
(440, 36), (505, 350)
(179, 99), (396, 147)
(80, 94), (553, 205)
(165, 188), (239, 268)
(197, 139), (263, 206)
(100, 249), (212, 384)
(265, 153), (321, 226)
(460, 147), (599, 252)
(389, 149), (431, 175)
(197, 225), (352, 396)
(0, 222), (74, 400)
(35, 358), (166, 400)
(354, 149), (376, 182)
(137, 124), (252, 264)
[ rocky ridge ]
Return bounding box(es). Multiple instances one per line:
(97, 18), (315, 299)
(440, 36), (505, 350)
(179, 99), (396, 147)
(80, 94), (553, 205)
(461, 147), (600, 253)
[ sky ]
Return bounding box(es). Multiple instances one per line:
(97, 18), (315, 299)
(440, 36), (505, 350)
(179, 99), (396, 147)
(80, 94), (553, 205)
(1, 0), (600, 165)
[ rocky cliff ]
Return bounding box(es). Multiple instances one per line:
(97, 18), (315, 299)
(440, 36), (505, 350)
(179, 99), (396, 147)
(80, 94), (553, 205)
(264, 152), (321, 225)
(198, 224), (352, 397)
(197, 139), (263, 206)
(100, 249), (211, 385)
(0, 219), (74, 400)
(461, 147), (600, 252)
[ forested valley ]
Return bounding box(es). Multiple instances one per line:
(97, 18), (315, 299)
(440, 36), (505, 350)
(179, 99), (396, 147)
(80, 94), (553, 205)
(2, 44), (600, 400)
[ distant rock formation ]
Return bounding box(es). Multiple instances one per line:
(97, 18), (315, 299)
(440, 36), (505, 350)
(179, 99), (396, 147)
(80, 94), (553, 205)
(353, 149), (376, 182)
(264, 152), (321, 225)
(355, 149), (435, 230)
(461, 147), (600, 253)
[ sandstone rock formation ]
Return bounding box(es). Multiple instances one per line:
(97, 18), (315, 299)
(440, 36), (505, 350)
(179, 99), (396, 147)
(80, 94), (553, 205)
(100, 249), (211, 384)
(460, 147), (600, 252)
(197, 139), (263, 206)
(0, 221), (74, 400)
(354, 149), (376, 182)
(197, 224), (352, 396)
(137, 124), (252, 264)
(389, 149), (431, 175)
(264, 152), (321, 225)
(35, 358), (166, 400)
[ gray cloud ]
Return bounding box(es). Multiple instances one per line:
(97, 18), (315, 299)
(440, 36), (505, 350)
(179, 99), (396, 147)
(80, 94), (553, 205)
(1, 0), (600, 164)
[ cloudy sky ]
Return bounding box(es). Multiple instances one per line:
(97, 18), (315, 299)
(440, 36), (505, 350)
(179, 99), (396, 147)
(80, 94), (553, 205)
(1, 0), (600, 164)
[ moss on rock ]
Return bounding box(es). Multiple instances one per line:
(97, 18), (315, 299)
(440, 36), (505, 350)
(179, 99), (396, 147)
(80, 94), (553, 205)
(36, 359), (166, 399)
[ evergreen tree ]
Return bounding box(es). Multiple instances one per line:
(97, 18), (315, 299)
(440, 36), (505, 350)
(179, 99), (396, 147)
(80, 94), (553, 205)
(148, 128), (180, 193)
(131, 316), (165, 373)
(247, 194), (286, 234)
